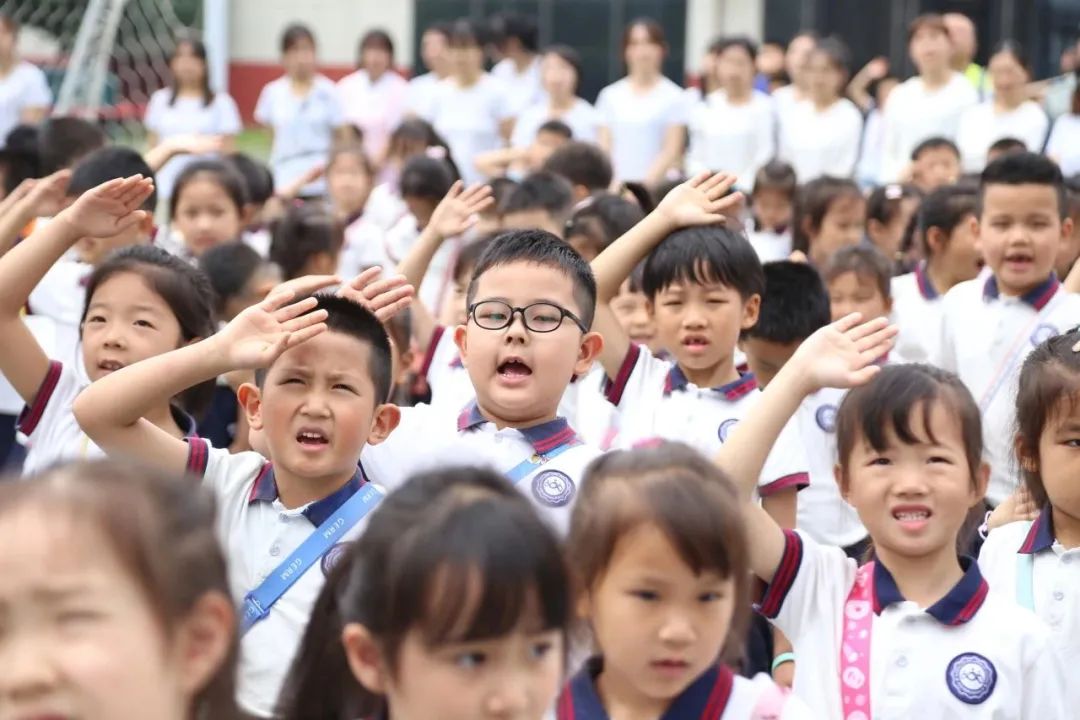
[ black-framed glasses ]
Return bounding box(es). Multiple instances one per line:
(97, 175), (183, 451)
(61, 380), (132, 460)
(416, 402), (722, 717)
(468, 300), (588, 334)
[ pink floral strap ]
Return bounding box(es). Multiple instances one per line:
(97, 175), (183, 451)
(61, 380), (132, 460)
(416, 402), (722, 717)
(840, 561), (874, 720)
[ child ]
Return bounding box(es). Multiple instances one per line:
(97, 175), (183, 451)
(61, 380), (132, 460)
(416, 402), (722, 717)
(823, 244), (894, 324)
(278, 465), (571, 719)
(499, 169), (575, 237)
(226, 151), (276, 256)
(745, 160), (797, 263)
(607, 263), (657, 354)
(891, 184), (979, 363)
(564, 192), (645, 263)
(166, 159), (248, 259)
(0, 176), (214, 476)
(367, 118), (455, 229)
(0, 459), (238, 718)
(271, 204), (343, 280)
(474, 118), (573, 180)
(717, 316), (1068, 718)
(73, 274), (411, 717)
(979, 331), (1080, 696)
(791, 175), (865, 267)
(866, 182), (922, 266)
(910, 136), (962, 193)
(325, 142), (375, 226)
(740, 261), (868, 554)
(1059, 177), (1080, 286)
(541, 140), (614, 203)
(986, 136), (1027, 164)
(558, 441), (814, 719)
(937, 152), (1080, 507)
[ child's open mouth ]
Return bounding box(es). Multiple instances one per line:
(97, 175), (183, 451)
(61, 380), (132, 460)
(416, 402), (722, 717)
(97, 359), (125, 373)
(296, 428), (330, 450)
(892, 505), (932, 532)
(681, 336), (710, 355)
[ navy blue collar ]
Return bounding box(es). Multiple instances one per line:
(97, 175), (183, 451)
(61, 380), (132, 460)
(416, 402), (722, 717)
(557, 657), (734, 720)
(456, 401), (580, 455)
(247, 464), (367, 527)
(664, 366), (757, 399)
(871, 556), (988, 625)
(914, 261), (939, 300)
(1019, 505), (1055, 554)
(982, 273), (1060, 310)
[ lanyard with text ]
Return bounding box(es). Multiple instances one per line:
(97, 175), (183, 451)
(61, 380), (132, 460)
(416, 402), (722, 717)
(504, 440), (581, 485)
(840, 562), (875, 720)
(239, 483), (385, 636)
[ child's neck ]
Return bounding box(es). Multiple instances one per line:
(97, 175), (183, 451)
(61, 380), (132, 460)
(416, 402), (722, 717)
(1052, 506), (1080, 549)
(925, 258), (961, 296)
(680, 357), (740, 390)
(875, 542), (965, 609)
(596, 664), (671, 720)
(475, 399), (558, 430)
(275, 466), (355, 510)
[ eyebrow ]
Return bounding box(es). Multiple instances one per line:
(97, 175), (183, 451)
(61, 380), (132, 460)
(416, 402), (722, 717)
(86, 303), (164, 314)
(476, 296), (566, 306)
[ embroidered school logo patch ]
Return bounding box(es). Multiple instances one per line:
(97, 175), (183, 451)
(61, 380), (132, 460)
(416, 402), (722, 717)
(816, 404), (838, 432)
(717, 418), (739, 442)
(1030, 324), (1058, 346)
(945, 653), (996, 704)
(532, 470), (575, 507)
(321, 542), (352, 576)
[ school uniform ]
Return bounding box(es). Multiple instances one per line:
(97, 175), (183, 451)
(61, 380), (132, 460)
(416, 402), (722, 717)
(890, 262), (944, 365)
(184, 439), (373, 717)
(743, 217), (792, 263)
(361, 399), (599, 536)
(418, 325), (475, 411)
(937, 274), (1080, 504)
(979, 507), (1080, 705)
(18, 360), (197, 475)
(758, 529), (1069, 719)
(556, 659), (814, 719)
(604, 344), (810, 497)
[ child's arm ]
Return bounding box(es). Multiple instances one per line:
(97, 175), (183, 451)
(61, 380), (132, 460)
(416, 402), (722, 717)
(73, 280), (334, 473)
(590, 171), (742, 378)
(395, 182), (492, 354)
(474, 146), (527, 179)
(0, 175), (151, 404)
(0, 170), (71, 257)
(847, 57), (889, 113)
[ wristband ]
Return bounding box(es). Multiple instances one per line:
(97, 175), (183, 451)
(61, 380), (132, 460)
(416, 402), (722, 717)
(771, 652), (796, 672)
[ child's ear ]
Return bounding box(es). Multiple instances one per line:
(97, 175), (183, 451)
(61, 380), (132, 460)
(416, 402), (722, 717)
(971, 461), (990, 505)
(1013, 434), (1039, 474)
(741, 294), (761, 330)
(1061, 215), (1074, 246)
(173, 590), (234, 698)
(366, 403), (401, 446)
(237, 382), (264, 430)
(574, 331), (605, 376)
(925, 227), (945, 256)
(342, 623), (389, 695)
(452, 323), (469, 363)
(969, 214), (981, 243)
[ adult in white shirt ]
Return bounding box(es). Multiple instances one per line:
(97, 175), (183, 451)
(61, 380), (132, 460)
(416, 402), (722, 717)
(428, 20), (512, 185)
(406, 23), (451, 122)
(770, 30), (817, 113)
(686, 36), (774, 191)
(880, 14), (978, 182)
(254, 24), (345, 198)
(0, 14), (51, 144)
(510, 45), (599, 149)
(956, 41), (1049, 172)
(1046, 86), (1080, 177)
(337, 30), (408, 164)
(596, 19), (688, 185)
(778, 38), (863, 181)
(143, 35), (241, 203)
(489, 14), (544, 123)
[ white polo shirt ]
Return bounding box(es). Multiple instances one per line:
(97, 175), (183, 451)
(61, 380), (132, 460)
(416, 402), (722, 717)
(556, 660), (815, 719)
(891, 262), (944, 365)
(793, 387), (866, 548)
(361, 400), (599, 536)
(936, 274), (1080, 504)
(184, 439), (375, 718)
(604, 344), (810, 497)
(759, 530), (1069, 719)
(743, 218), (792, 263)
(979, 507), (1080, 705)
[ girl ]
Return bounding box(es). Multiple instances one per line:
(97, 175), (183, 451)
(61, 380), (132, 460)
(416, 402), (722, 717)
(956, 42), (1049, 173)
(557, 441), (814, 718)
(277, 465), (571, 720)
(254, 23), (345, 198)
(143, 34), (242, 203)
(979, 331), (1080, 694)
(0, 458), (238, 719)
(511, 45), (600, 150)
(791, 176), (865, 267)
(0, 13), (51, 145)
(271, 203), (343, 281)
(596, 19), (688, 185)
(564, 192), (645, 263)
(337, 29), (409, 163)
(865, 183), (921, 267)
(327, 142), (376, 227)
(167, 159), (248, 258)
(716, 313), (1069, 718)
(0, 175), (216, 474)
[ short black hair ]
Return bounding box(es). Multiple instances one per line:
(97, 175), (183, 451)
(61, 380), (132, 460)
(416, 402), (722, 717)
(753, 160), (797, 199)
(918, 184), (977, 256)
(978, 151), (1066, 219)
(564, 193), (645, 256)
(537, 119), (573, 140)
(642, 226), (764, 302)
(38, 117), (107, 175)
(69, 147), (157, 212)
(0, 124), (41, 194)
(987, 136), (1027, 157)
(269, 205), (343, 281)
(358, 29), (394, 65)
(494, 13), (538, 53)
(281, 22), (316, 53)
(399, 155), (456, 201)
(226, 152), (274, 205)
(866, 183), (921, 224)
(911, 136), (960, 162)
(169, 159), (248, 220)
(453, 234), (496, 284)
(823, 244), (893, 301)
(198, 241), (265, 316)
(710, 34), (758, 61)
(466, 229), (597, 329)
(744, 261), (830, 343)
(499, 171), (574, 220)
(541, 142), (612, 193)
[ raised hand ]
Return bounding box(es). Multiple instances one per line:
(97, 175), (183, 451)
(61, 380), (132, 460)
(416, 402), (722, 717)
(986, 485), (1040, 532)
(58, 175), (154, 238)
(214, 289), (328, 370)
(787, 313), (898, 393)
(23, 169), (72, 218)
(655, 171), (743, 230)
(429, 181), (494, 240)
(337, 267), (415, 323)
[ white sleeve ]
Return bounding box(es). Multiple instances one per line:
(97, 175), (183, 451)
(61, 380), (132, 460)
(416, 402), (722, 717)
(758, 416), (811, 496)
(143, 90), (166, 133)
(835, 103), (863, 177)
(16, 360), (80, 443)
(24, 64), (52, 107)
(601, 343), (670, 413)
(186, 439), (266, 502)
(214, 93), (243, 135)
(665, 86), (690, 127)
(595, 86), (614, 128)
(253, 83), (274, 126)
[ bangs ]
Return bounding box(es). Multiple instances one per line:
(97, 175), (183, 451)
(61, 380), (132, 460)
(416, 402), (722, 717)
(642, 226), (763, 301)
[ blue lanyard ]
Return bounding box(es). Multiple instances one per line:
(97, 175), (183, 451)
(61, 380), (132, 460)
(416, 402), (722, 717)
(1015, 553), (1035, 611)
(239, 482), (384, 635)
(504, 441), (580, 484)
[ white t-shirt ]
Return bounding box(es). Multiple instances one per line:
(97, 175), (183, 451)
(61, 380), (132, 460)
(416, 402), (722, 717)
(687, 90), (775, 190)
(406, 71), (442, 121)
(490, 56), (545, 120)
(891, 263), (946, 364)
(777, 97), (864, 181)
(880, 73), (978, 182)
(596, 76), (688, 182)
(428, 74), (512, 184)
(336, 69), (409, 161)
(1045, 113), (1080, 178)
(143, 89), (242, 200)
(857, 107), (885, 187)
(509, 98), (599, 149)
(956, 100), (1049, 172)
(0, 61), (51, 145)
(254, 75), (344, 197)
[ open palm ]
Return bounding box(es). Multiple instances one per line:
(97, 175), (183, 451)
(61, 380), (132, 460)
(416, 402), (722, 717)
(792, 313), (898, 390)
(63, 175), (154, 238)
(218, 290), (329, 369)
(656, 171), (743, 228)
(430, 181), (494, 238)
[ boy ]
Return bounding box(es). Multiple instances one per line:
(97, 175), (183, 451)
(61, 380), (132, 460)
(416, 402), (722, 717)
(745, 160), (797, 262)
(73, 281), (405, 717)
(541, 140), (613, 202)
(823, 244), (894, 323)
(910, 136), (962, 192)
(937, 152), (1080, 506)
(499, 169), (575, 236)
